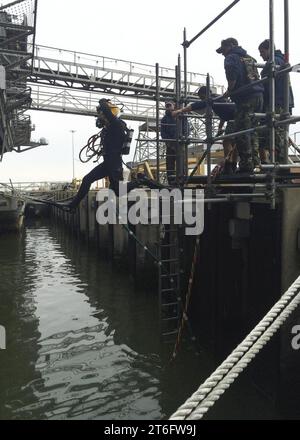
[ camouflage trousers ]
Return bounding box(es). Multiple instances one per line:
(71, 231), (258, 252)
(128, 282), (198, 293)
(234, 95), (263, 171)
(259, 106), (286, 164)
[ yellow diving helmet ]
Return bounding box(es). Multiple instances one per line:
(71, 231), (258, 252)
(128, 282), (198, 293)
(107, 101), (121, 117)
(96, 100), (121, 124)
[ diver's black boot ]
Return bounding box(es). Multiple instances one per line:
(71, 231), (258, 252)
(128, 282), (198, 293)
(222, 160), (234, 175)
(231, 162), (237, 173)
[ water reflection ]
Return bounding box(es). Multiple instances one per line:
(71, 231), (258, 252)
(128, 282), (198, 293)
(0, 222), (207, 420)
(0, 229), (42, 419)
(2, 219), (285, 420)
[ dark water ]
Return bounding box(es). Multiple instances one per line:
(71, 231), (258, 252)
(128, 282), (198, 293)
(0, 221), (213, 421)
(1, 220), (290, 420)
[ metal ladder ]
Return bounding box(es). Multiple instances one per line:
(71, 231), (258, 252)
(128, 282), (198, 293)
(158, 215), (182, 343)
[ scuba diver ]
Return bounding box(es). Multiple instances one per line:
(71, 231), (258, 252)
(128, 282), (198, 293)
(59, 99), (166, 212)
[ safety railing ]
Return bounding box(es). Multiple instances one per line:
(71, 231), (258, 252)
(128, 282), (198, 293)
(30, 83), (159, 121)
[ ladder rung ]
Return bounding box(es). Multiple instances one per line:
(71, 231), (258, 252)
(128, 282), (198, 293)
(162, 302), (178, 307)
(161, 288), (177, 293)
(161, 273), (179, 278)
(160, 244), (178, 248)
(161, 259), (179, 263)
(162, 316), (179, 322)
(162, 330), (178, 337)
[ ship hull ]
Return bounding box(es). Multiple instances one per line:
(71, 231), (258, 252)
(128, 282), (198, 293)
(0, 196), (25, 233)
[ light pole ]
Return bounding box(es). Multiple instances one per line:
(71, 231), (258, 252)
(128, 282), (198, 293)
(70, 130), (76, 181)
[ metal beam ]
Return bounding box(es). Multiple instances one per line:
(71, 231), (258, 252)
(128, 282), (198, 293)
(0, 30), (33, 48)
(0, 48), (32, 56)
(184, 0), (241, 47)
(0, 22), (34, 32)
(32, 0), (38, 73)
(6, 53), (32, 70)
(0, 0), (28, 11)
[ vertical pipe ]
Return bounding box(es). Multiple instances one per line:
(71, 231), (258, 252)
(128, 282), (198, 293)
(158, 195), (162, 338)
(206, 74), (213, 190)
(176, 55), (184, 183)
(269, 0), (276, 164)
(183, 29), (188, 103)
(175, 64), (179, 183)
(70, 130), (76, 181)
(86, 194), (90, 245)
(269, 0), (276, 208)
(155, 63), (160, 183)
(32, 0), (39, 73)
(183, 28), (189, 178)
(156, 63), (162, 335)
(283, 0), (290, 164)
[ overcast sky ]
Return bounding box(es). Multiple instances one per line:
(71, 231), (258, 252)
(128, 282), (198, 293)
(1, 0), (300, 182)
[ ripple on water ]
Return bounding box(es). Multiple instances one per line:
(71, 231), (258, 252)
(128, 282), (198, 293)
(0, 225), (163, 420)
(10, 333), (161, 420)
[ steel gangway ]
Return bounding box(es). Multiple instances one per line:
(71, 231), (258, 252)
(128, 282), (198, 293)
(21, 44), (223, 121)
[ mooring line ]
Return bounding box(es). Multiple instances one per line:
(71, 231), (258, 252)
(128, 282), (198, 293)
(170, 276), (300, 420)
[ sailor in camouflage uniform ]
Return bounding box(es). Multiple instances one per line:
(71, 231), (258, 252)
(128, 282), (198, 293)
(258, 39), (294, 164)
(217, 38), (264, 173)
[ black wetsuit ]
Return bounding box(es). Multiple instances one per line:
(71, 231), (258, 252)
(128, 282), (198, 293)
(69, 100), (127, 209)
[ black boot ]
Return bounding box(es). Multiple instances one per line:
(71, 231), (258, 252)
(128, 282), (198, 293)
(236, 166), (254, 174)
(222, 160), (234, 175)
(231, 162), (237, 173)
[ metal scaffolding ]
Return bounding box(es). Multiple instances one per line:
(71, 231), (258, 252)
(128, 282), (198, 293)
(0, 0), (38, 72)
(0, 0), (46, 160)
(156, 0), (299, 341)
(156, 0), (300, 207)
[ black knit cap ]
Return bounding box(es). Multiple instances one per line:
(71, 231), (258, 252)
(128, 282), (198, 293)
(258, 39), (270, 50)
(216, 38), (239, 54)
(198, 86), (212, 97)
